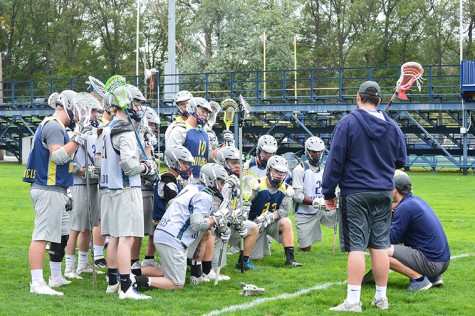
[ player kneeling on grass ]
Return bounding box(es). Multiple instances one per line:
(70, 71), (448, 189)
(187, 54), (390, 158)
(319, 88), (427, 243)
(246, 155), (302, 267)
(150, 163), (230, 289)
(292, 136), (336, 252)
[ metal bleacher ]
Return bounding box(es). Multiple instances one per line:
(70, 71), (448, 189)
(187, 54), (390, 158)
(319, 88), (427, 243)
(1, 63), (475, 172)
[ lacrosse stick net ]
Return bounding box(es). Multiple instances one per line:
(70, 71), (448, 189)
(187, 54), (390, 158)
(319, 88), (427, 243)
(221, 98), (238, 130)
(385, 62), (424, 112)
(105, 75), (130, 109)
(207, 101), (221, 128)
(88, 76), (108, 98)
(73, 92), (102, 132)
(241, 171), (258, 203)
(238, 95), (251, 120)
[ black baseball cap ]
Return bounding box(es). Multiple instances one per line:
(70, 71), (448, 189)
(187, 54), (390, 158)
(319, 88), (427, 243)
(358, 81), (381, 97)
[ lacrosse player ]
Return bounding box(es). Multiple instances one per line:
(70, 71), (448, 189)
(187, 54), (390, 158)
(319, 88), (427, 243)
(292, 136), (336, 252)
(245, 135), (278, 177)
(152, 163), (230, 289)
(64, 94), (104, 280)
(23, 90), (85, 296)
(100, 89), (157, 300)
(322, 81), (406, 312)
(387, 172), (450, 290)
(245, 155), (302, 267)
(165, 90), (192, 148)
(215, 146), (259, 272)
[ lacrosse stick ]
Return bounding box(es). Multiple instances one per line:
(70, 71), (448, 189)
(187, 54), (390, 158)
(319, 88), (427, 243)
(239, 171), (258, 272)
(214, 205), (232, 286)
(207, 101), (221, 129)
(221, 99), (238, 130)
(384, 62), (424, 112)
(74, 92), (102, 133)
(88, 76), (108, 98)
(332, 211), (338, 255)
(105, 75), (150, 160)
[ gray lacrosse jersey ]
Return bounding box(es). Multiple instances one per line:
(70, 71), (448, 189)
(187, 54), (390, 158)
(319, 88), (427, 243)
(248, 157), (267, 178)
(294, 162), (324, 215)
(73, 132), (98, 185)
(100, 120), (141, 190)
(154, 184), (213, 250)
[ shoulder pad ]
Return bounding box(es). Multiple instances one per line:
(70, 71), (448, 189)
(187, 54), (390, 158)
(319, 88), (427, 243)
(160, 173), (177, 183)
(111, 121), (133, 136)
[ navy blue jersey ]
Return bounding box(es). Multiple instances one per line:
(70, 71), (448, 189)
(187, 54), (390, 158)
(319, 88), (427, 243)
(248, 178), (287, 221)
(183, 124), (209, 178)
(23, 117), (74, 187)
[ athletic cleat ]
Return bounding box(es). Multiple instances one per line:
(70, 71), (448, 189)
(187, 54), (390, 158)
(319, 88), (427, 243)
(429, 274), (444, 286)
(77, 264), (104, 275)
(64, 268), (83, 279)
(106, 283), (120, 294)
(407, 276), (432, 291)
(48, 275), (71, 288)
(329, 299), (362, 312)
(227, 246), (239, 255)
(131, 261), (142, 270)
(141, 259), (161, 269)
(189, 274), (211, 285)
(205, 269), (231, 281)
(118, 286), (151, 300)
(95, 258), (107, 269)
(236, 259), (256, 271)
(30, 281), (64, 296)
(371, 297), (389, 310)
(284, 260), (303, 267)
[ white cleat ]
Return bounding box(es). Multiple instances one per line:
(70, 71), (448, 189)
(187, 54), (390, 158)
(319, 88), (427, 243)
(106, 283), (120, 294)
(64, 268), (83, 279)
(48, 276), (71, 288)
(30, 281), (64, 296)
(189, 274), (211, 285)
(118, 286), (151, 300)
(76, 264), (104, 275)
(329, 300), (362, 312)
(205, 270), (230, 281)
(141, 259), (161, 269)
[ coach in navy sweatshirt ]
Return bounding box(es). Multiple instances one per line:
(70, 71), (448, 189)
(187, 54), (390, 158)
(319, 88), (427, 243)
(388, 172), (450, 290)
(322, 81), (406, 312)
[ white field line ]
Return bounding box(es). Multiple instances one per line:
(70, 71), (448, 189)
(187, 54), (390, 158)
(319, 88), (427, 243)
(203, 253), (473, 316)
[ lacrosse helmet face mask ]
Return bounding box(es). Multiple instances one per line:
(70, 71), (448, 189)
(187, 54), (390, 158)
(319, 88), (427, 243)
(187, 97), (212, 127)
(266, 155), (288, 188)
(164, 145), (194, 180)
(217, 146), (241, 176)
(199, 163), (229, 200)
(56, 90), (78, 129)
(142, 106), (160, 136)
(125, 84), (146, 122)
(305, 136), (325, 167)
(174, 90), (193, 117)
(256, 135), (278, 169)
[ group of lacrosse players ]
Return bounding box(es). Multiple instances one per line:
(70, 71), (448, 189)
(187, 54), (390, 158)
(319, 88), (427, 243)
(23, 79), (339, 300)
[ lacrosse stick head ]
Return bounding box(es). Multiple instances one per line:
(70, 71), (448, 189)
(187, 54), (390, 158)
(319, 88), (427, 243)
(207, 101), (221, 128)
(238, 95), (251, 119)
(73, 92), (103, 131)
(105, 75), (131, 110)
(221, 99), (238, 130)
(88, 76), (108, 98)
(395, 62), (424, 101)
(241, 171), (258, 202)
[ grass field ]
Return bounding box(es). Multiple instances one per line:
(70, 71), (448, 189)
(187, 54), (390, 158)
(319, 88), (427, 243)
(1, 162), (474, 315)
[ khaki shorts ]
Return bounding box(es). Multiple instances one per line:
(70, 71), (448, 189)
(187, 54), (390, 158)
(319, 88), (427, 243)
(31, 188), (70, 243)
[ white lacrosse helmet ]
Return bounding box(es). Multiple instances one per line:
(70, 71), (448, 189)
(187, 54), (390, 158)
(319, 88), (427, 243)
(47, 92), (60, 109)
(305, 136), (325, 167)
(266, 155), (288, 188)
(257, 135), (278, 154)
(187, 97), (212, 126)
(164, 145), (194, 180)
(174, 90), (193, 116)
(199, 163), (229, 195)
(103, 92), (117, 113)
(142, 106), (160, 125)
(57, 90), (78, 128)
(126, 84), (146, 102)
(217, 146), (241, 176)
(122, 84), (145, 122)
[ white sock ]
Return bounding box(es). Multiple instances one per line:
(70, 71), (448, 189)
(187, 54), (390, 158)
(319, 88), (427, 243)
(78, 252), (88, 268)
(50, 261), (62, 278)
(31, 269), (43, 283)
(374, 285), (387, 300)
(65, 255), (75, 270)
(94, 245), (104, 260)
(346, 284), (361, 304)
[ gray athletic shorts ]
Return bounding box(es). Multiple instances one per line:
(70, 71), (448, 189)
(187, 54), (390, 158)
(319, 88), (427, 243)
(295, 210), (336, 248)
(185, 231), (207, 260)
(339, 191), (392, 252)
(393, 244), (450, 277)
(249, 219), (284, 260)
(101, 188), (144, 238)
(69, 185), (100, 231)
(142, 190), (154, 236)
(155, 243), (187, 286)
(30, 188), (70, 243)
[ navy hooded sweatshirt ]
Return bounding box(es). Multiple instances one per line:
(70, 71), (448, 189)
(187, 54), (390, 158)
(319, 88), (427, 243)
(322, 108), (406, 199)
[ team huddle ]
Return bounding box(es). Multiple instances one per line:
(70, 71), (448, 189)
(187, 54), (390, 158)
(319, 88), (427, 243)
(23, 79), (451, 311)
